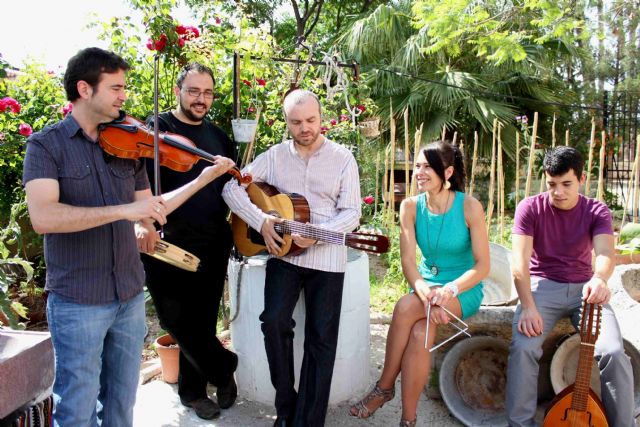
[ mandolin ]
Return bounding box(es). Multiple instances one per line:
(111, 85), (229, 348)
(231, 182), (389, 257)
(542, 301), (609, 427)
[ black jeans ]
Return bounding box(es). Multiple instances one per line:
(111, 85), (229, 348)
(144, 222), (237, 402)
(260, 258), (345, 427)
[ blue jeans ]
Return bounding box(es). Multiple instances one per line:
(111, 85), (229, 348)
(47, 291), (145, 427)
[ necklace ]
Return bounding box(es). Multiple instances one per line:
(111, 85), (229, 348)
(424, 190), (451, 276)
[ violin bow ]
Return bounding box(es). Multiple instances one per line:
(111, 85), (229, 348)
(152, 53), (163, 238)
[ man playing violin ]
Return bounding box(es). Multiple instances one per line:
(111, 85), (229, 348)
(135, 62), (239, 420)
(22, 48), (235, 427)
(222, 89), (361, 427)
(505, 146), (635, 427)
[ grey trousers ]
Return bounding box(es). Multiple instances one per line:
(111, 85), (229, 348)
(505, 277), (635, 427)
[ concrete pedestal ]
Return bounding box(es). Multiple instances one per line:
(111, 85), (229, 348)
(228, 249), (370, 406)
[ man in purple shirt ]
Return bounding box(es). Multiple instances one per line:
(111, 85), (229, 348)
(505, 146), (634, 427)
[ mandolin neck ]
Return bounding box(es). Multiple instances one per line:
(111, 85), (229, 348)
(274, 220), (346, 246)
(571, 340), (596, 411)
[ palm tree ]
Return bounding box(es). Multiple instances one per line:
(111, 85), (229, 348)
(337, 0), (584, 159)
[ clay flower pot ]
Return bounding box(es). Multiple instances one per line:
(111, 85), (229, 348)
(154, 334), (180, 384)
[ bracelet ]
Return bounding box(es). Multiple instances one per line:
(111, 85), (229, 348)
(443, 282), (459, 298)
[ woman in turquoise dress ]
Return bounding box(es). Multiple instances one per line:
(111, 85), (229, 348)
(350, 141), (490, 426)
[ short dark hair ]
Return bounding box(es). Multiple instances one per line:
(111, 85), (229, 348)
(543, 146), (584, 178)
(176, 62), (215, 88)
(421, 140), (466, 192)
(63, 47), (130, 101)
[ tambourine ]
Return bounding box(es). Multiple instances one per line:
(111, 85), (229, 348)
(147, 240), (200, 272)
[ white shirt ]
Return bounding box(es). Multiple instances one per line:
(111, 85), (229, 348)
(222, 138), (361, 273)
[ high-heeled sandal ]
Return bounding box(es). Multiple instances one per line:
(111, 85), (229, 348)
(349, 381), (395, 419)
(399, 418), (417, 427)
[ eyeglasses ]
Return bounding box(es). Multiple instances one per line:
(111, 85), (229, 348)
(424, 303), (471, 352)
(183, 88), (214, 99)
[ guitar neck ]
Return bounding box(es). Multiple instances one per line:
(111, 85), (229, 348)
(275, 220), (346, 246)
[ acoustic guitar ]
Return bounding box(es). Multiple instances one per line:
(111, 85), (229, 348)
(231, 182), (389, 257)
(542, 301), (609, 427)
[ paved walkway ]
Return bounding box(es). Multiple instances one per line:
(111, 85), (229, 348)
(133, 324), (464, 427)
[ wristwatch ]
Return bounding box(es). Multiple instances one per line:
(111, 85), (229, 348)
(443, 282), (459, 298)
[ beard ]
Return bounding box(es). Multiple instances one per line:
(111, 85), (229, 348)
(179, 97), (208, 122)
(292, 129), (321, 147)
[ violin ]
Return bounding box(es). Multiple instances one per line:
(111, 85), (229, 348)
(98, 112), (252, 184)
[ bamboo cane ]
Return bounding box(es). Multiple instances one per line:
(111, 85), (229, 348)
(515, 132), (520, 206)
(596, 131), (606, 202)
(635, 136), (640, 223)
(383, 141), (389, 218)
(404, 108), (410, 200)
(524, 112), (539, 198)
(374, 151), (380, 215)
(585, 117), (596, 198)
(441, 124), (446, 141)
(551, 113), (557, 148)
(389, 102), (396, 226)
(565, 129), (570, 146)
(497, 123), (504, 243)
(486, 119), (497, 233)
(619, 135), (640, 236)
(241, 108), (262, 168)
(469, 131), (479, 196)
(411, 123), (424, 196)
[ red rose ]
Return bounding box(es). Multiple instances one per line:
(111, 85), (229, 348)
(330, 119), (337, 126)
(62, 103), (73, 117)
(154, 34), (168, 51)
(19, 123), (32, 137)
(178, 38), (186, 48)
(176, 25), (187, 35)
(215, 17), (221, 25)
(1, 97), (21, 114)
(356, 104), (366, 113)
(247, 106), (255, 113)
(256, 78), (266, 86)
(363, 195), (375, 205)
(320, 126), (329, 135)
(340, 114), (349, 122)
(242, 79), (252, 87)
(184, 26), (199, 38)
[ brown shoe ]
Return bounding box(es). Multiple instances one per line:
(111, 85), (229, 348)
(349, 381), (395, 419)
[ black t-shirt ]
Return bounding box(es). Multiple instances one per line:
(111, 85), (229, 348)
(146, 112), (236, 232)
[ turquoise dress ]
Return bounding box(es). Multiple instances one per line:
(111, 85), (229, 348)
(415, 191), (483, 319)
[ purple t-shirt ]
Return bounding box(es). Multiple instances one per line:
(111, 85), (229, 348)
(512, 193), (613, 283)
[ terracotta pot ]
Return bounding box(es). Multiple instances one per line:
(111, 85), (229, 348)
(154, 334), (180, 383)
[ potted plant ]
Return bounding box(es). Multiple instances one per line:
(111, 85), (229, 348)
(232, 77), (266, 143)
(356, 101), (380, 139)
(154, 333), (180, 383)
